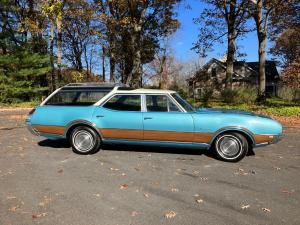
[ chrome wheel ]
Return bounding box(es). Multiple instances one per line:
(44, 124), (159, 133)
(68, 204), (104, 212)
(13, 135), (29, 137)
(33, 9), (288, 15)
(72, 130), (95, 153)
(216, 134), (242, 160)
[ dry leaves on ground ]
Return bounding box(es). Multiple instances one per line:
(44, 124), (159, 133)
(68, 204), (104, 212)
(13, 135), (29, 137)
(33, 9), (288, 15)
(234, 168), (256, 176)
(262, 207), (271, 213)
(241, 204), (250, 209)
(196, 199), (204, 203)
(165, 211), (176, 219)
(171, 188), (179, 192)
(120, 184), (128, 189)
(32, 212), (47, 219)
(131, 211), (138, 217)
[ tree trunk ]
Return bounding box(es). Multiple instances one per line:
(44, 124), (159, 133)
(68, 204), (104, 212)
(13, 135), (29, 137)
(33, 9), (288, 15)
(102, 46), (105, 82)
(109, 38), (115, 83)
(225, 26), (235, 89)
(258, 31), (266, 101)
(128, 24), (142, 88)
(49, 22), (56, 92)
(255, 0), (266, 101)
(225, 0), (237, 89)
(56, 17), (62, 85)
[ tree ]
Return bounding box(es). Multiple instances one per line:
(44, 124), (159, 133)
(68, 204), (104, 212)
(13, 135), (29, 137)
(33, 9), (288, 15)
(270, 27), (300, 67)
(247, 0), (296, 101)
(0, 0), (50, 102)
(193, 0), (250, 89)
(94, 0), (180, 87)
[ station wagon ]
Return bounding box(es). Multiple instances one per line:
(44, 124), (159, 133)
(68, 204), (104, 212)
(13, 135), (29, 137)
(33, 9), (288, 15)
(26, 83), (283, 162)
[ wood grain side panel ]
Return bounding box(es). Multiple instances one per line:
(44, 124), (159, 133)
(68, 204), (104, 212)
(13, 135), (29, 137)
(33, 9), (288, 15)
(254, 135), (274, 144)
(144, 130), (193, 142)
(194, 133), (214, 143)
(100, 128), (213, 144)
(100, 128), (143, 140)
(33, 125), (65, 135)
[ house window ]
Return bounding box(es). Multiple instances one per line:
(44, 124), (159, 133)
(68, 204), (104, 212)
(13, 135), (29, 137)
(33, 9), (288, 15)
(211, 68), (217, 77)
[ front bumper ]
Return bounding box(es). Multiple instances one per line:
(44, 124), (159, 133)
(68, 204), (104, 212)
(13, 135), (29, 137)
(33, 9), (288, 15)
(255, 134), (282, 147)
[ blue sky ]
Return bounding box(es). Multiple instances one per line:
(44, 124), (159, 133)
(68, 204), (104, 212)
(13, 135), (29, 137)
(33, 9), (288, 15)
(170, 0), (273, 63)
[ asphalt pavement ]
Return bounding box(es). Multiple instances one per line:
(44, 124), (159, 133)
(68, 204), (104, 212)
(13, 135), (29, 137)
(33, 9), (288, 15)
(0, 109), (299, 225)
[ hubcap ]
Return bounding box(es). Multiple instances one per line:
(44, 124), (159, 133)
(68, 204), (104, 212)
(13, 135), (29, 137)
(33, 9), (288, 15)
(216, 135), (242, 159)
(73, 130), (94, 152)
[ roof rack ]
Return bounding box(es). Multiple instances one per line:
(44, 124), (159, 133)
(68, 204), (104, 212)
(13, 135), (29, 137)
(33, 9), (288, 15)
(64, 82), (127, 88)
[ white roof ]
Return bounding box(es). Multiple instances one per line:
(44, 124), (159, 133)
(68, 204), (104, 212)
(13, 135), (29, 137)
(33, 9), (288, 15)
(113, 88), (177, 94)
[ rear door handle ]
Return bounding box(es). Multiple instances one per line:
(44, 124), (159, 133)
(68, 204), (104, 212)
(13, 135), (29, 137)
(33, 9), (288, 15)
(96, 115), (104, 118)
(144, 117), (152, 120)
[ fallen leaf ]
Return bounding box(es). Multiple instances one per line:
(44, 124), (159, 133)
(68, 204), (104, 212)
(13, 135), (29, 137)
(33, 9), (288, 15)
(94, 193), (101, 198)
(196, 199), (204, 203)
(121, 173), (126, 176)
(165, 211), (176, 219)
(23, 137), (28, 141)
(131, 211), (138, 217)
(281, 189), (295, 195)
(9, 206), (19, 212)
(57, 169), (63, 174)
(171, 188), (179, 192)
(144, 193), (149, 198)
(262, 207), (271, 212)
(110, 168), (119, 171)
(7, 196), (17, 200)
(241, 204), (250, 209)
(32, 212), (47, 219)
(120, 184), (128, 189)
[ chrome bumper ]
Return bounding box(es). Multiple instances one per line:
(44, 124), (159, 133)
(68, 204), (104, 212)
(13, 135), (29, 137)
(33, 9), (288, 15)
(25, 118), (40, 136)
(255, 134), (282, 147)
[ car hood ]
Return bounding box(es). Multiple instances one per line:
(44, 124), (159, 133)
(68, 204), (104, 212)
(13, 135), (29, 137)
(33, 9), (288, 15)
(196, 107), (271, 119)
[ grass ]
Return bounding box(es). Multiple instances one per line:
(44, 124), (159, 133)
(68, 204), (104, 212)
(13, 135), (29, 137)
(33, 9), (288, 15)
(192, 98), (300, 117)
(0, 101), (39, 108)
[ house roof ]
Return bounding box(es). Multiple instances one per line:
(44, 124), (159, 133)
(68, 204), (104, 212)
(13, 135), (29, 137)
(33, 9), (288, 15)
(188, 58), (279, 82)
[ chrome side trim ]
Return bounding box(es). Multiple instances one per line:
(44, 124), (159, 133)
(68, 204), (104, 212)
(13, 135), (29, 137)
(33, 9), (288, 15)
(210, 126), (256, 146)
(64, 120), (103, 139)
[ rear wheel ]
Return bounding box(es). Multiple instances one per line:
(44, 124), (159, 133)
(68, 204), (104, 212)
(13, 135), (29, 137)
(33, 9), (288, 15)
(213, 132), (248, 162)
(70, 126), (101, 155)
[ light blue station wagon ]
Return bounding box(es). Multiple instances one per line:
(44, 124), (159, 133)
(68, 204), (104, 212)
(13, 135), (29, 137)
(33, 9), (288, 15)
(26, 83), (283, 162)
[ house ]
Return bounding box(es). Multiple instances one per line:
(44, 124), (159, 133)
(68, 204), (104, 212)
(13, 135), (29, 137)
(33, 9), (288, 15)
(187, 58), (280, 98)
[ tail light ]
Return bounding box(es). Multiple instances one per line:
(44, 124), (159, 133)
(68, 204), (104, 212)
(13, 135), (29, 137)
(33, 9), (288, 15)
(28, 108), (36, 116)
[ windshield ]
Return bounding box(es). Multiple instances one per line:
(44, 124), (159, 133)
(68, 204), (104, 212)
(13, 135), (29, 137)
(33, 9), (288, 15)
(171, 93), (195, 112)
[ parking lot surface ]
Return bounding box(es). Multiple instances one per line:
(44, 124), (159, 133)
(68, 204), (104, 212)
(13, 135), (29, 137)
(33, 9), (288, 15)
(0, 109), (299, 225)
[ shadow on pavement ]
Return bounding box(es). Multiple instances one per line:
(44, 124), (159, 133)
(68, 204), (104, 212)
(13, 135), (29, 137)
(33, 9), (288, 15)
(38, 138), (214, 157)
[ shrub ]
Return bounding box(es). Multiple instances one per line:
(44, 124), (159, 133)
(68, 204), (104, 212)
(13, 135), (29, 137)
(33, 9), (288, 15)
(221, 87), (257, 104)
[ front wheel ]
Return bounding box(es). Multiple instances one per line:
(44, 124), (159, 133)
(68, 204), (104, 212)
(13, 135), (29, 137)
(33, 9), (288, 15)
(70, 126), (101, 155)
(213, 132), (248, 162)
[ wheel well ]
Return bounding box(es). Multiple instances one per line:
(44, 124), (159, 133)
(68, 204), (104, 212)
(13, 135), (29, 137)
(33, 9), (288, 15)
(212, 130), (254, 147)
(66, 124), (101, 140)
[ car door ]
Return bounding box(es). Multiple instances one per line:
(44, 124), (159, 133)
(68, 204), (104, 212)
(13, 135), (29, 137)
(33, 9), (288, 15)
(143, 94), (194, 143)
(92, 94), (143, 141)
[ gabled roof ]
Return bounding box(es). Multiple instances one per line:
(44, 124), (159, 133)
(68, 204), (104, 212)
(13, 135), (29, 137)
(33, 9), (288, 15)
(188, 58), (279, 82)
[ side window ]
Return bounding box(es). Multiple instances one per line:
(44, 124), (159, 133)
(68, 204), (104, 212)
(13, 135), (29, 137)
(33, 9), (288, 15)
(146, 95), (180, 112)
(45, 91), (109, 106)
(103, 95), (141, 111)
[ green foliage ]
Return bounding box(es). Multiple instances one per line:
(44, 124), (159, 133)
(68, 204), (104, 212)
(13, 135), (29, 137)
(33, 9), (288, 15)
(221, 87), (257, 104)
(0, 48), (50, 103)
(203, 98), (300, 117)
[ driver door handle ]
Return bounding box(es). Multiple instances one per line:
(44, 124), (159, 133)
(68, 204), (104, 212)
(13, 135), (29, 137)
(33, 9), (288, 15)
(144, 117), (152, 120)
(96, 115), (104, 118)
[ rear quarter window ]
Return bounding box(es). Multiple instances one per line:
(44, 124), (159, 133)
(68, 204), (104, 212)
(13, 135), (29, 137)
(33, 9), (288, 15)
(45, 90), (109, 106)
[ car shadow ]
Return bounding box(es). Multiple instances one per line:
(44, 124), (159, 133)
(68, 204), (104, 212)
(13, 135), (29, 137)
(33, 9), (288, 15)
(37, 138), (214, 157)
